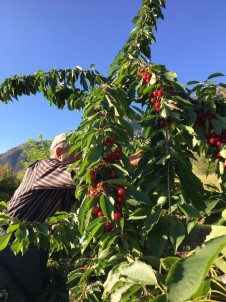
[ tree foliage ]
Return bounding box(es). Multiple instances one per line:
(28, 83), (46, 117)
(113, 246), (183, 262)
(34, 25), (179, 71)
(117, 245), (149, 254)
(0, 1), (226, 301)
(0, 165), (21, 201)
(21, 133), (51, 169)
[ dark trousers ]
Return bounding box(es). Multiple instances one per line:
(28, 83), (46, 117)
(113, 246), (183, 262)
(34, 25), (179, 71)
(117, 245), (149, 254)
(0, 226), (48, 302)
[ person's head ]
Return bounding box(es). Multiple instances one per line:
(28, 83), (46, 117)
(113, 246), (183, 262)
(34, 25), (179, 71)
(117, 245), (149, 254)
(50, 133), (81, 163)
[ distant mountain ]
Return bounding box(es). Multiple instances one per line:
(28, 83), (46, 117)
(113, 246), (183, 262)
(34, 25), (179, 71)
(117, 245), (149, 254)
(0, 144), (26, 172)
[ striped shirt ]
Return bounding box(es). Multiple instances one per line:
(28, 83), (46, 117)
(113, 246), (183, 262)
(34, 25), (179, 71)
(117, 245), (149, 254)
(8, 158), (76, 222)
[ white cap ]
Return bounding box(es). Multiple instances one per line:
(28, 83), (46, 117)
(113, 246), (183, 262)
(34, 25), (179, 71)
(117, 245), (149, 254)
(50, 133), (67, 151)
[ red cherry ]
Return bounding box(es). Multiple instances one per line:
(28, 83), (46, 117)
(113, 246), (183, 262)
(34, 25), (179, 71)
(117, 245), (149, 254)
(105, 153), (112, 162)
(153, 90), (163, 99)
(117, 187), (126, 197)
(217, 141), (222, 148)
(114, 146), (122, 154)
(143, 73), (151, 83)
(90, 186), (96, 193)
(89, 169), (95, 176)
(138, 71), (152, 84)
(216, 153), (222, 159)
(105, 153), (115, 162)
(154, 102), (161, 108)
(113, 152), (121, 160)
(157, 90), (163, 98)
(168, 89), (174, 95)
(154, 102), (161, 113)
(97, 182), (103, 190)
(153, 90), (159, 97)
(150, 97), (157, 104)
(110, 172), (117, 179)
(114, 212), (122, 220)
(209, 138), (216, 144)
(104, 222), (112, 232)
(92, 206), (101, 214)
(98, 211), (104, 217)
(116, 197), (124, 204)
(105, 136), (115, 145)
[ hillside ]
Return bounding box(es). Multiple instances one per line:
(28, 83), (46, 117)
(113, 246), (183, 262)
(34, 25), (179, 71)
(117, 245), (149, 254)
(0, 144), (26, 172)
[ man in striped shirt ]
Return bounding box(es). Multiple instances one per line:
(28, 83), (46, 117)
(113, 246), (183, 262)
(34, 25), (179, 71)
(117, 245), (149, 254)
(0, 133), (143, 301)
(0, 133), (81, 302)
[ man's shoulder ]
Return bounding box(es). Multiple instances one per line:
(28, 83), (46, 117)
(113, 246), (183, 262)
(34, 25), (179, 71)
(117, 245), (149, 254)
(29, 158), (61, 168)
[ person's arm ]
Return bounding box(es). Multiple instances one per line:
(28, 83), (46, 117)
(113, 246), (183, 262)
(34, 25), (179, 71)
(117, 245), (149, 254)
(129, 150), (144, 170)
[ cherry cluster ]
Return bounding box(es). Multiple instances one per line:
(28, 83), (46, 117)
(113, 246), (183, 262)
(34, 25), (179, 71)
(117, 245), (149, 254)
(150, 89), (163, 113)
(137, 70), (152, 84)
(195, 109), (217, 129)
(87, 136), (126, 232)
(206, 130), (226, 167)
(206, 130), (226, 149)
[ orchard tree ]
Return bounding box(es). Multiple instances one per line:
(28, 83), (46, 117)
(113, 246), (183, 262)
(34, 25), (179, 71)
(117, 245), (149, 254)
(1, 1), (226, 301)
(21, 133), (51, 169)
(0, 165), (21, 201)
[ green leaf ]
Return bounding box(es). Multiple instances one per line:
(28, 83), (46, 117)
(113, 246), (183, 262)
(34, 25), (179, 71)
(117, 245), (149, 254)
(112, 163), (129, 176)
(81, 222), (103, 252)
(78, 196), (95, 234)
(119, 260), (157, 285)
(103, 260), (157, 299)
(164, 71), (178, 81)
(118, 117), (134, 139)
(10, 239), (23, 254)
(191, 280), (211, 300)
(220, 149), (226, 159)
(0, 232), (12, 251)
(169, 220), (186, 253)
(178, 203), (201, 219)
(15, 227), (28, 241)
(0, 213), (9, 219)
(7, 223), (20, 233)
(219, 83), (226, 88)
(147, 225), (168, 257)
(149, 295), (167, 302)
(87, 144), (103, 163)
(207, 72), (225, 80)
(186, 80), (200, 85)
(205, 225), (226, 242)
(166, 235), (226, 302)
(161, 257), (180, 272)
(140, 174), (162, 194)
(216, 115), (226, 128)
(142, 208), (162, 234)
(100, 194), (114, 221)
(210, 118), (222, 134)
(126, 187), (151, 204)
(110, 284), (141, 302)
(36, 222), (49, 235)
(0, 201), (8, 211)
(175, 158), (204, 193)
(107, 179), (132, 187)
(222, 210), (226, 221)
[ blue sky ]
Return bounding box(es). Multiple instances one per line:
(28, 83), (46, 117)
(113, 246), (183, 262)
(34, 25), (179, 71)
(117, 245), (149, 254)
(0, 0), (226, 154)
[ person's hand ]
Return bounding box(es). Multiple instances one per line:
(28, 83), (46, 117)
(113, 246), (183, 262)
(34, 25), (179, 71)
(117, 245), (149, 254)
(129, 150), (144, 170)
